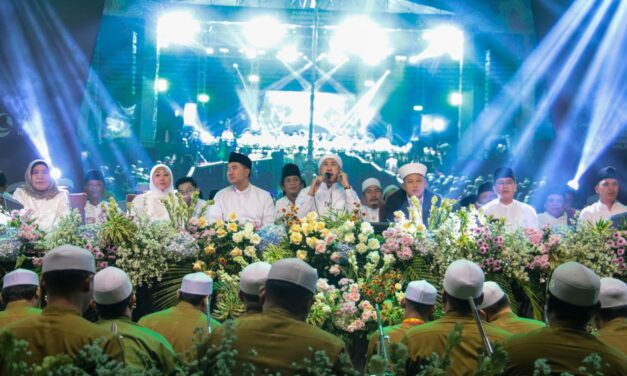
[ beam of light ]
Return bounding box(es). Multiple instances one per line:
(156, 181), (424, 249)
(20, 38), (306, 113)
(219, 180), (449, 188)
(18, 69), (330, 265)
(341, 70), (390, 133)
(276, 45), (300, 63)
(453, 0), (596, 179)
(410, 25), (464, 63)
(243, 16), (286, 49)
(329, 16), (392, 66)
(157, 11), (200, 49)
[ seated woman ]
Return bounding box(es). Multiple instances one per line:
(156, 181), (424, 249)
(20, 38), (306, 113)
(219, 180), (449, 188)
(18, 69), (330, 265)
(130, 164), (175, 222)
(12, 160), (70, 232)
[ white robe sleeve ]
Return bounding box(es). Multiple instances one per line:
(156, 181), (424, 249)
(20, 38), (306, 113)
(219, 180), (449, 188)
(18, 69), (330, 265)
(295, 190), (315, 218)
(208, 191), (225, 223)
(261, 192), (276, 227)
(344, 188), (361, 216)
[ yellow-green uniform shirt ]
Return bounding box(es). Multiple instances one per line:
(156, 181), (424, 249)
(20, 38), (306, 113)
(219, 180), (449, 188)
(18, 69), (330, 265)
(96, 317), (178, 375)
(597, 318), (627, 354)
(0, 305), (123, 368)
(0, 301), (42, 327)
(403, 311), (512, 376)
(489, 310), (545, 335)
(138, 301), (220, 360)
(367, 319), (425, 359)
(207, 308), (352, 375)
(504, 325), (627, 375)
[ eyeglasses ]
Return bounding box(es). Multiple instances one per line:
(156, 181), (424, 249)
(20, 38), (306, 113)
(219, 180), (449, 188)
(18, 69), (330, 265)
(495, 180), (515, 187)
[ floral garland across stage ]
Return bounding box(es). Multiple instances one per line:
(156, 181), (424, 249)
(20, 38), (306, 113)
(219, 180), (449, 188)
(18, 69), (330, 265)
(1, 194), (626, 339)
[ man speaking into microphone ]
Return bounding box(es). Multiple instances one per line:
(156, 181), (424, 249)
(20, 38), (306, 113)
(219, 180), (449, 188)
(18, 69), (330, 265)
(295, 154), (361, 218)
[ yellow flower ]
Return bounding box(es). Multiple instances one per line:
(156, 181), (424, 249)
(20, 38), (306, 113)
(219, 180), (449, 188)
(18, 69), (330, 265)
(316, 222), (325, 231)
(356, 243), (368, 254)
(395, 283), (402, 291)
(204, 245), (216, 255)
(227, 222), (238, 233)
(344, 233), (355, 243)
(192, 260), (205, 271)
(290, 224), (302, 233)
(244, 246), (256, 258)
(303, 224), (315, 235)
(227, 212), (239, 222)
(197, 216), (208, 228)
(367, 238), (380, 250)
(205, 270), (215, 278)
(296, 250), (308, 261)
(230, 247), (242, 257)
(306, 211), (317, 221)
(215, 219), (225, 228)
(232, 232), (244, 243)
(290, 232), (303, 244)
(320, 229), (330, 238)
(306, 237), (318, 248)
(216, 228), (228, 238)
(416, 223), (426, 232)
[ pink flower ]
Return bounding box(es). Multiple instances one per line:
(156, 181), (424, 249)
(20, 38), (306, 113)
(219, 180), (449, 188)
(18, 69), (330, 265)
(32, 257), (43, 267)
(315, 242), (327, 254)
(329, 265), (341, 276)
(208, 229), (216, 236)
(98, 261), (108, 269)
(330, 252), (341, 262)
(347, 319), (365, 332)
(617, 249), (625, 256)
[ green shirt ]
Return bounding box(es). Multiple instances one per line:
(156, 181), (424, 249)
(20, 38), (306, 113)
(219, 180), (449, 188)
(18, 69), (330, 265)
(597, 318), (627, 354)
(490, 311), (545, 335)
(0, 304), (122, 368)
(403, 311), (512, 376)
(0, 301), (42, 328)
(207, 308), (351, 375)
(96, 317), (178, 374)
(138, 301), (220, 360)
(504, 325), (627, 375)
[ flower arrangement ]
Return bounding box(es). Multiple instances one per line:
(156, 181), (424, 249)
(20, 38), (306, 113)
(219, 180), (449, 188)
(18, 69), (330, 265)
(287, 212), (334, 272)
(7, 209), (45, 256)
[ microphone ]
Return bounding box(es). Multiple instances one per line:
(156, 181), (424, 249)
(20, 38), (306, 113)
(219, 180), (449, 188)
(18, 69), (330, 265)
(324, 172), (332, 181)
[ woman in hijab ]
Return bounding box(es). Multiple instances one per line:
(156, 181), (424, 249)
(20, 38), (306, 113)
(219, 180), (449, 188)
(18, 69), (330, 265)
(12, 160), (71, 231)
(130, 164), (175, 221)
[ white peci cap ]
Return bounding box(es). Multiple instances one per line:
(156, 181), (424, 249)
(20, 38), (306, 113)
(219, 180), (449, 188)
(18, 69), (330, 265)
(361, 178), (382, 193)
(42, 245), (95, 274)
(317, 154), (343, 170)
(93, 267), (133, 305)
(443, 259), (484, 300)
(599, 277), (627, 309)
(239, 262), (272, 295)
(398, 163), (427, 180)
(180, 272), (213, 296)
(267, 258), (318, 294)
(2, 269), (39, 289)
(479, 281), (506, 309)
(405, 280), (437, 305)
(548, 262), (600, 307)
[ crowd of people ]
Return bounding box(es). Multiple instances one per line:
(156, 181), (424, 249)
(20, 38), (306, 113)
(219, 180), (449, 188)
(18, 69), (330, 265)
(0, 153), (626, 374)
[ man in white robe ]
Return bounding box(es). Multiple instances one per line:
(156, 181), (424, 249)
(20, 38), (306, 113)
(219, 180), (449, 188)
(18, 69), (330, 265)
(481, 167), (539, 229)
(275, 164), (305, 219)
(83, 170), (108, 224)
(580, 166), (627, 225)
(537, 187), (568, 228)
(361, 178), (382, 222)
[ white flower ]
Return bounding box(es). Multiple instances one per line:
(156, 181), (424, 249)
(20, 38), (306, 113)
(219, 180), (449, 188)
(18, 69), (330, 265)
(344, 233), (355, 243)
(356, 243), (368, 254)
(367, 238), (380, 250)
(367, 251), (380, 264)
(383, 254), (395, 264)
(250, 233), (261, 245)
(360, 221), (374, 235)
(244, 246), (256, 258)
(232, 232), (244, 243)
(358, 233), (368, 243)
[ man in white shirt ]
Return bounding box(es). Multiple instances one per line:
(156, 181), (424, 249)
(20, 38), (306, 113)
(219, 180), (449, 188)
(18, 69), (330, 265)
(481, 167), (539, 229)
(175, 177), (208, 218)
(209, 152), (275, 228)
(84, 170), (107, 224)
(361, 178), (382, 222)
(580, 166), (627, 225)
(275, 164), (305, 219)
(295, 154), (360, 218)
(537, 187), (568, 228)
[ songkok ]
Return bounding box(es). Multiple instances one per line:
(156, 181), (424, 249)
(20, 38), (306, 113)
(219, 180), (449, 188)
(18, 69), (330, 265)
(281, 163), (304, 184)
(94, 267), (132, 304)
(405, 280), (437, 305)
(549, 261), (600, 306)
(2, 268), (39, 289)
(494, 167), (515, 181)
(477, 182), (494, 195)
(599, 277), (627, 308)
(228, 152), (252, 170)
(239, 262), (271, 295)
(399, 163), (427, 180)
(42, 245), (95, 274)
(361, 178), (382, 193)
(180, 272), (213, 296)
(479, 281), (505, 309)
(382, 185), (398, 197)
(84, 169), (105, 183)
(596, 166), (618, 184)
(267, 258), (318, 294)
(317, 154), (342, 169)
(443, 259), (484, 299)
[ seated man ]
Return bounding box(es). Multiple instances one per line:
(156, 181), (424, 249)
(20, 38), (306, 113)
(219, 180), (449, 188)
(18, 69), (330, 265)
(361, 178), (383, 222)
(237, 261), (271, 321)
(209, 152), (275, 227)
(0, 245), (122, 368)
(537, 186), (568, 228)
(0, 269), (41, 327)
(175, 176), (208, 217)
(206, 258), (352, 375)
(479, 281), (544, 334)
(404, 260), (511, 376)
(475, 182), (496, 209)
(138, 272), (220, 360)
(503, 262), (627, 375)
(94, 267), (178, 374)
(481, 167), (539, 229)
(275, 164), (305, 219)
(84, 169), (109, 224)
(384, 162), (439, 224)
(596, 277), (627, 354)
(580, 167), (627, 225)
(295, 154), (360, 218)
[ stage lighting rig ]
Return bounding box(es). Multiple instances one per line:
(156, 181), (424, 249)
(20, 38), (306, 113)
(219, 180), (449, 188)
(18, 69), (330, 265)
(410, 24), (464, 63)
(328, 16), (391, 66)
(157, 11), (200, 49)
(243, 16), (286, 49)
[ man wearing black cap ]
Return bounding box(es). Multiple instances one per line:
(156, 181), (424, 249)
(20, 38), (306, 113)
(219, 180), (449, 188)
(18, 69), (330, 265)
(83, 169), (112, 224)
(481, 167), (538, 229)
(275, 163), (305, 219)
(580, 166), (626, 225)
(209, 152), (275, 227)
(475, 181), (496, 209)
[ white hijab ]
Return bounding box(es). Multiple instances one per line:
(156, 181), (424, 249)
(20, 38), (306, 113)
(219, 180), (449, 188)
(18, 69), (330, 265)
(149, 164), (174, 199)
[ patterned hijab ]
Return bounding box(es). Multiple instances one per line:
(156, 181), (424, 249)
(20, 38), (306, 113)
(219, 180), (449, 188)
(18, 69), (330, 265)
(22, 159), (60, 200)
(148, 164), (174, 199)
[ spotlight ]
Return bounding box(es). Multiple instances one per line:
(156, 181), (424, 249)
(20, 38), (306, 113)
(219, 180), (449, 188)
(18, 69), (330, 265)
(421, 115), (447, 133)
(394, 55), (408, 62)
(155, 79), (169, 92)
(364, 80), (375, 88)
(232, 63), (239, 69)
(50, 167), (62, 180)
(197, 93), (210, 103)
(449, 92), (462, 106)
(412, 105), (424, 112)
(567, 179), (579, 191)
(157, 12), (200, 48)
(329, 16), (391, 66)
(205, 47), (214, 55)
(219, 47), (230, 54)
(243, 16), (286, 49)
(422, 25), (464, 61)
(432, 118), (446, 132)
(277, 45), (299, 63)
(248, 74), (260, 83)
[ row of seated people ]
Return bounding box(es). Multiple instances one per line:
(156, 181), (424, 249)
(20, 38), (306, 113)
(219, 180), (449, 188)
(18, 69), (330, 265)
(1, 154), (625, 232)
(0, 245), (625, 374)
